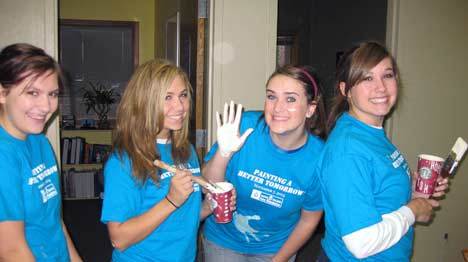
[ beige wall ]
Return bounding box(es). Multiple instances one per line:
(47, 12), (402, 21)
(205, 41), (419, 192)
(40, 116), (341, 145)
(207, 0), (277, 145)
(388, 0), (468, 261)
(0, 0), (60, 156)
(60, 0), (155, 64)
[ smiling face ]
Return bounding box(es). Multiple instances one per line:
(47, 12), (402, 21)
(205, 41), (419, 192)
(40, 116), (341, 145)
(264, 75), (316, 143)
(0, 70), (59, 140)
(342, 57), (398, 126)
(158, 75), (190, 139)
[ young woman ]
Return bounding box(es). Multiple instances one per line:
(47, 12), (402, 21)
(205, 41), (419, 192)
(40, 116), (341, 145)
(202, 65), (327, 261)
(0, 43), (81, 261)
(100, 59), (214, 261)
(318, 41), (448, 261)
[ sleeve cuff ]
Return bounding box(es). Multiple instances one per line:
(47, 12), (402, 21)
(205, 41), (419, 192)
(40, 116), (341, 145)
(399, 205), (415, 226)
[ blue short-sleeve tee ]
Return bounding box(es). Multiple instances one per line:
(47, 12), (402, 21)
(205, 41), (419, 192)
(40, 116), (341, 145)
(0, 127), (69, 261)
(101, 142), (202, 262)
(203, 111), (324, 254)
(318, 113), (412, 261)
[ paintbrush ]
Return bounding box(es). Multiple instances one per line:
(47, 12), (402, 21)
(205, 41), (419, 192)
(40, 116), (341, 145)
(441, 137), (468, 178)
(153, 159), (220, 192)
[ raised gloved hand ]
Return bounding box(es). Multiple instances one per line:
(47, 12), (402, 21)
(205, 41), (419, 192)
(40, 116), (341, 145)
(216, 101), (253, 157)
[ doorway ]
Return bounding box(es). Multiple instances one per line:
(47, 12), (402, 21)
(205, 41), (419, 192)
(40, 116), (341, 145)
(277, 1), (387, 260)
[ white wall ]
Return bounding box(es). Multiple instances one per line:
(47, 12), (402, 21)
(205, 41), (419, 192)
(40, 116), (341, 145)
(0, 0), (60, 157)
(388, 0), (468, 261)
(207, 0), (277, 145)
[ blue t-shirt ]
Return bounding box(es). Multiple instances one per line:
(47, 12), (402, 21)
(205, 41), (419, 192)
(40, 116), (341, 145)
(0, 127), (69, 261)
(318, 113), (412, 261)
(204, 111), (323, 254)
(101, 142), (202, 262)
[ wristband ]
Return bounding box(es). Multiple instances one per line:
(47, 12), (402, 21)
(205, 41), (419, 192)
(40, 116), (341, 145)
(165, 196), (179, 209)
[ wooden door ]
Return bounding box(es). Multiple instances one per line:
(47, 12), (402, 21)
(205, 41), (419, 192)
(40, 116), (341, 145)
(157, 0), (207, 160)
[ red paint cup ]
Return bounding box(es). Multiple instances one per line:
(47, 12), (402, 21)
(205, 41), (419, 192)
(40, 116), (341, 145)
(210, 182), (233, 223)
(415, 154), (444, 196)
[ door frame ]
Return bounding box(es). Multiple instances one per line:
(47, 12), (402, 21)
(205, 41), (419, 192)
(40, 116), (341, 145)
(385, 0), (399, 139)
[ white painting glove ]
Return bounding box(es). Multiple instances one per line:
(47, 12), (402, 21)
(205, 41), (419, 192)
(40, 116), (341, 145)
(216, 101), (254, 158)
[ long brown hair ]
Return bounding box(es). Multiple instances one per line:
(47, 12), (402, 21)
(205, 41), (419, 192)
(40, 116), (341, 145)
(327, 41), (399, 133)
(113, 59), (192, 182)
(266, 65), (327, 139)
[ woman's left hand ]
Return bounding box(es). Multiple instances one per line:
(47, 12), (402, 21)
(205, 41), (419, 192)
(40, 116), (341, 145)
(411, 171), (449, 199)
(216, 101), (254, 157)
(201, 194), (213, 216)
(202, 187), (237, 214)
(229, 187), (237, 212)
(431, 175), (449, 198)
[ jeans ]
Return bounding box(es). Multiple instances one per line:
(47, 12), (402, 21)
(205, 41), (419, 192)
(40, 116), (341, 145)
(202, 237), (296, 262)
(315, 248), (329, 262)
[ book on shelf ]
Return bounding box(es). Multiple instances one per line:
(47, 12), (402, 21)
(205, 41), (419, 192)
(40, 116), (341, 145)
(61, 138), (70, 165)
(62, 168), (103, 199)
(74, 137), (85, 164)
(93, 144), (112, 164)
(70, 137), (77, 164)
(60, 137), (112, 165)
(83, 143), (93, 164)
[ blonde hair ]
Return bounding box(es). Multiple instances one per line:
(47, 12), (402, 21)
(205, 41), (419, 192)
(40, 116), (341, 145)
(113, 59), (192, 182)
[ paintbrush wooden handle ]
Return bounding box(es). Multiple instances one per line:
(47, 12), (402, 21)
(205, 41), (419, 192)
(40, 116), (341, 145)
(190, 176), (212, 189)
(153, 159), (178, 173)
(153, 159), (216, 191)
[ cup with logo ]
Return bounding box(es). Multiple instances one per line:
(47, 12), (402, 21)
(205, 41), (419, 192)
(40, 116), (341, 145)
(415, 154), (444, 197)
(209, 182), (234, 223)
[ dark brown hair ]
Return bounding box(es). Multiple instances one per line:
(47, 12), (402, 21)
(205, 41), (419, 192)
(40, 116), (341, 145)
(327, 41), (399, 133)
(266, 65), (327, 139)
(0, 43), (63, 92)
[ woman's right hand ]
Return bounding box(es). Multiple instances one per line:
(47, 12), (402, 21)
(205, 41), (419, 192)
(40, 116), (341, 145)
(216, 101), (253, 157)
(407, 198), (440, 223)
(166, 169), (194, 207)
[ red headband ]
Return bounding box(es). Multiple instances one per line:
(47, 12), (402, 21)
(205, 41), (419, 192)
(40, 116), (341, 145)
(299, 68), (318, 99)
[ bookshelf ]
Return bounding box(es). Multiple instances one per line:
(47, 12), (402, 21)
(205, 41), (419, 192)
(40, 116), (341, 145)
(62, 163), (103, 170)
(60, 129), (112, 200)
(61, 129), (112, 144)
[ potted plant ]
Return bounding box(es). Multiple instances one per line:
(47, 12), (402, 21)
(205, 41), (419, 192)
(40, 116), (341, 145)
(81, 81), (120, 129)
